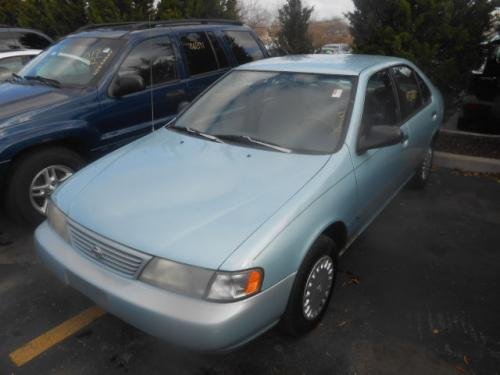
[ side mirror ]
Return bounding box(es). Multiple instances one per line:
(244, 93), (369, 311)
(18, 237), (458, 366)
(177, 101), (190, 113)
(111, 74), (145, 97)
(358, 125), (404, 153)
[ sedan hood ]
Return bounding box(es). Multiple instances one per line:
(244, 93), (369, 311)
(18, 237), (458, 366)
(57, 129), (330, 269)
(0, 82), (73, 126)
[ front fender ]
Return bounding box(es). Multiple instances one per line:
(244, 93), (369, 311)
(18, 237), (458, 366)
(0, 120), (96, 161)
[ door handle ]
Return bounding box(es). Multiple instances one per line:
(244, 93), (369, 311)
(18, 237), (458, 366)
(431, 111), (437, 121)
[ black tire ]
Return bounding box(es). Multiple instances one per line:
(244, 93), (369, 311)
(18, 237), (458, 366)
(410, 145), (433, 190)
(6, 147), (84, 225)
(279, 235), (337, 336)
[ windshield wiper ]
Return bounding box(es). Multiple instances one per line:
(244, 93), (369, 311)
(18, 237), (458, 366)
(170, 126), (224, 144)
(214, 134), (292, 153)
(24, 75), (61, 88)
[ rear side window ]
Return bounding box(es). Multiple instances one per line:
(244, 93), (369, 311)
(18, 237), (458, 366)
(362, 69), (399, 128)
(391, 66), (423, 120)
(180, 32), (219, 75)
(207, 32), (229, 69)
(415, 73), (431, 104)
(118, 36), (177, 86)
(223, 31), (264, 64)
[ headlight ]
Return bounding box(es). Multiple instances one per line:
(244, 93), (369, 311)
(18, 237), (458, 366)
(139, 257), (215, 298)
(206, 268), (263, 301)
(46, 199), (70, 242)
(140, 257), (264, 302)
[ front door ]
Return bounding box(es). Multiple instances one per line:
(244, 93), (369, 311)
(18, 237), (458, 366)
(95, 36), (187, 152)
(351, 68), (412, 227)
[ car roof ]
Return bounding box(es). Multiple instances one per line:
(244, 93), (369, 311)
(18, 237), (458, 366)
(236, 54), (408, 76)
(67, 19), (248, 40)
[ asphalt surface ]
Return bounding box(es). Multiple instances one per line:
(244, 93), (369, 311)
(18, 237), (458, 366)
(1, 168), (499, 375)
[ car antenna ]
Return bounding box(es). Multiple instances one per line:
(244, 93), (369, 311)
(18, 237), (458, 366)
(149, 15), (155, 133)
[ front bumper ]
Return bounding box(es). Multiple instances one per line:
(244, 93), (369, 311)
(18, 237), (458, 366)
(35, 222), (295, 351)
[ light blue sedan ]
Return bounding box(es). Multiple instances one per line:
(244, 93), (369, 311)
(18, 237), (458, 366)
(35, 54), (443, 351)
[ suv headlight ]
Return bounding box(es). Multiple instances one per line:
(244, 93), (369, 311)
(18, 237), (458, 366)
(46, 199), (70, 242)
(140, 257), (263, 302)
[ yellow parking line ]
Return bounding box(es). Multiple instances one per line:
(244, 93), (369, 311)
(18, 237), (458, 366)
(9, 306), (106, 367)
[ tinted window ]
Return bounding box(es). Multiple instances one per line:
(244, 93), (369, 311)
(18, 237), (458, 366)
(415, 72), (431, 104)
(362, 70), (399, 128)
(224, 31), (264, 64)
(391, 66), (422, 119)
(207, 32), (228, 68)
(180, 32), (218, 75)
(118, 37), (177, 86)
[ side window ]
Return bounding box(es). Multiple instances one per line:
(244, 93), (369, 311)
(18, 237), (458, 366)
(362, 69), (399, 129)
(415, 72), (431, 104)
(0, 56), (26, 72)
(391, 66), (423, 119)
(19, 32), (52, 50)
(223, 31), (264, 64)
(207, 32), (229, 69)
(117, 37), (177, 87)
(180, 32), (219, 75)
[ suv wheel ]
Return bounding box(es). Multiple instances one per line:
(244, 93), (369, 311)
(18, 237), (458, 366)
(7, 147), (84, 225)
(279, 235), (337, 336)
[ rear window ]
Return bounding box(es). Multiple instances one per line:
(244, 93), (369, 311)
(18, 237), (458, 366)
(0, 31), (51, 51)
(224, 31), (264, 64)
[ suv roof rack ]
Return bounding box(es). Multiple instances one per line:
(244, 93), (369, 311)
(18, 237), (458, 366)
(76, 19), (242, 33)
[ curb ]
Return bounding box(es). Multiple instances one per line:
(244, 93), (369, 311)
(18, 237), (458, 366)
(439, 128), (500, 139)
(433, 151), (500, 174)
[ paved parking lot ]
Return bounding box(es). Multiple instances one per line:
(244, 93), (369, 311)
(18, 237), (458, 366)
(1, 169), (499, 375)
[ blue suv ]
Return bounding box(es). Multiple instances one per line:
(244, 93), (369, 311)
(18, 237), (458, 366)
(0, 19), (268, 223)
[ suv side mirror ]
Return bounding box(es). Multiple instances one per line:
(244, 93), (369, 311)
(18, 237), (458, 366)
(358, 125), (404, 153)
(111, 75), (145, 97)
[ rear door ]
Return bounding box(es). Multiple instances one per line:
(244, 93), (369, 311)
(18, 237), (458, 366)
(390, 65), (436, 171)
(175, 30), (230, 102)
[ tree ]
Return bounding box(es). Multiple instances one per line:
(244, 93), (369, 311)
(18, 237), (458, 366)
(17, 0), (87, 38)
(239, 0), (272, 28)
(276, 0), (314, 54)
(0, 0), (21, 26)
(347, 0), (495, 99)
(87, 0), (154, 23)
(155, 0), (240, 20)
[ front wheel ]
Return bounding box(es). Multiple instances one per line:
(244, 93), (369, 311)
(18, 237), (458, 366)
(7, 147), (84, 225)
(279, 235), (337, 336)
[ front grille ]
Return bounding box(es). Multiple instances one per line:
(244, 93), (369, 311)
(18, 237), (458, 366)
(68, 221), (152, 278)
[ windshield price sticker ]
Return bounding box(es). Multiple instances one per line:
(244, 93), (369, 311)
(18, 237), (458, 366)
(331, 89), (343, 98)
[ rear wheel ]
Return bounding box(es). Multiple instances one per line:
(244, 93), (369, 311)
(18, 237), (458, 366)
(411, 145), (433, 189)
(7, 147), (84, 225)
(280, 235), (337, 336)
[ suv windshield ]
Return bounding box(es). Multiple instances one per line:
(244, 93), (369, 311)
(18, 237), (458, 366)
(173, 70), (354, 153)
(18, 37), (124, 87)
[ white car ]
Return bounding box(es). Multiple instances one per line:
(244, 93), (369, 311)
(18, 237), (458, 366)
(0, 49), (41, 82)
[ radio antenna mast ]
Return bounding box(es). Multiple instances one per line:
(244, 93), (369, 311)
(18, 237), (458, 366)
(149, 14), (155, 132)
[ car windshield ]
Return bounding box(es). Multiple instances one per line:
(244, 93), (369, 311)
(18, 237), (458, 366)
(172, 70), (354, 154)
(18, 37), (124, 87)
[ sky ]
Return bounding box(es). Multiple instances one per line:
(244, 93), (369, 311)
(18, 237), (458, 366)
(240, 0), (355, 20)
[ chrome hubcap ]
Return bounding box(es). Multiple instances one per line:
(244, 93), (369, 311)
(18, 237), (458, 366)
(302, 255), (335, 320)
(421, 147), (433, 180)
(30, 165), (73, 214)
